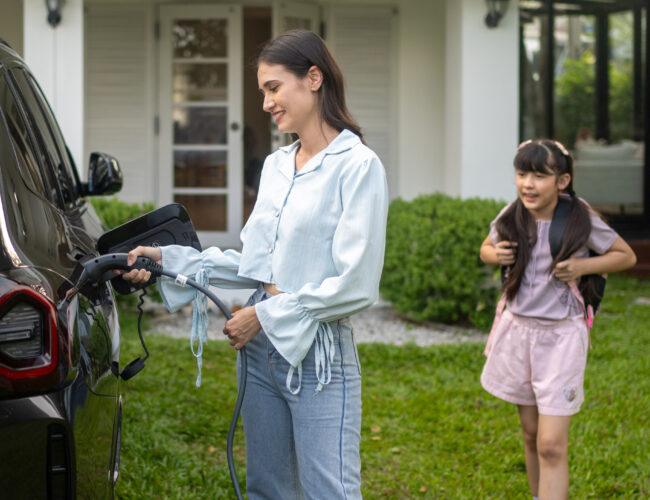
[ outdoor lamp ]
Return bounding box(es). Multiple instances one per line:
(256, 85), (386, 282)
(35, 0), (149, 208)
(485, 0), (510, 28)
(45, 0), (63, 28)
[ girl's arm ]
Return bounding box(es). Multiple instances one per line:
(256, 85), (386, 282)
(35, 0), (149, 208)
(480, 235), (517, 266)
(554, 236), (637, 281)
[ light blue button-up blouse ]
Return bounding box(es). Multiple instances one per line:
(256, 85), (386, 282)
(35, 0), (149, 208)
(157, 129), (389, 391)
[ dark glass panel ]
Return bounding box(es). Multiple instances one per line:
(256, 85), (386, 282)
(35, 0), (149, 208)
(174, 150), (227, 188)
(174, 194), (227, 231)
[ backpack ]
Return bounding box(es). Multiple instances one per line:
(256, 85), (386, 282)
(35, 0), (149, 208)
(486, 197), (606, 356)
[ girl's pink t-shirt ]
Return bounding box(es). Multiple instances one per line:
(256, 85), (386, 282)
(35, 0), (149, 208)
(489, 203), (618, 320)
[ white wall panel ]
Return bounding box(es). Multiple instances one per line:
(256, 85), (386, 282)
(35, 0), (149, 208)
(84, 3), (155, 203)
(327, 6), (398, 198)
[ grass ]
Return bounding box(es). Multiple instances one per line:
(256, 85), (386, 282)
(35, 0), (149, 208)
(115, 275), (650, 499)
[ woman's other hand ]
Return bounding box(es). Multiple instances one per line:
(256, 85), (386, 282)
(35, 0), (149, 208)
(495, 241), (517, 266)
(223, 306), (261, 350)
(120, 246), (163, 283)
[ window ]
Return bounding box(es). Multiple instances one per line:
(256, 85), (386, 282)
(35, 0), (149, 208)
(8, 68), (80, 209)
(520, 0), (647, 231)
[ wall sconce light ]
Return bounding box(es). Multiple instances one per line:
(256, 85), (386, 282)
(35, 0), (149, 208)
(485, 0), (510, 28)
(45, 0), (63, 28)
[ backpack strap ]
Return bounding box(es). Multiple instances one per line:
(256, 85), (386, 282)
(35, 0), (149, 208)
(568, 279), (593, 348)
(549, 195), (571, 260)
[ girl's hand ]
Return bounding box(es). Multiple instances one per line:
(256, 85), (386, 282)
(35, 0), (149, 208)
(554, 258), (584, 282)
(119, 246), (163, 283)
(495, 241), (517, 266)
(223, 306), (261, 350)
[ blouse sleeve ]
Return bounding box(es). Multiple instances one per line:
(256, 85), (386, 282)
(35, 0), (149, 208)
(157, 245), (259, 312)
(253, 156), (389, 367)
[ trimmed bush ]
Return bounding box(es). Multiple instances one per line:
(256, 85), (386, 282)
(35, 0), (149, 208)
(380, 193), (506, 331)
(90, 197), (155, 231)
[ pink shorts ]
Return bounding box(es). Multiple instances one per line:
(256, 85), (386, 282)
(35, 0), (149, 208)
(481, 310), (589, 416)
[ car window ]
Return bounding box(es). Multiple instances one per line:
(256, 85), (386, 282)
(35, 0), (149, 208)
(0, 71), (48, 199)
(8, 69), (80, 209)
(21, 70), (82, 202)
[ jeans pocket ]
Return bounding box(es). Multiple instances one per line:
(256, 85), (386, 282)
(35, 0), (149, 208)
(339, 322), (361, 376)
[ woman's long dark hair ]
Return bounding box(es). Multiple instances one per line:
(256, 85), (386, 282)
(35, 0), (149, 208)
(257, 29), (363, 142)
(496, 139), (594, 301)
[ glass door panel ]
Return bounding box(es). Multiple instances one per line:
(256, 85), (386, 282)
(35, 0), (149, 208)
(521, 14), (551, 140)
(159, 5), (242, 247)
(553, 14), (596, 148)
(173, 151), (227, 188)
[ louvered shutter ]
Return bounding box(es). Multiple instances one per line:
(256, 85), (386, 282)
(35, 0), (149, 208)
(84, 4), (154, 204)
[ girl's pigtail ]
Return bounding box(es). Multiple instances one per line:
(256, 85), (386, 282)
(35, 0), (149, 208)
(496, 198), (536, 302)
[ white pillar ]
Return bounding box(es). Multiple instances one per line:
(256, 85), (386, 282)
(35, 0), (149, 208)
(23, 0), (84, 176)
(445, 0), (518, 201)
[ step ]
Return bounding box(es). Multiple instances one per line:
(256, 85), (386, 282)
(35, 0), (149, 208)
(627, 239), (650, 277)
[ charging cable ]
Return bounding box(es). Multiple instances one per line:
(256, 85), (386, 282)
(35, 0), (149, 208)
(69, 253), (246, 500)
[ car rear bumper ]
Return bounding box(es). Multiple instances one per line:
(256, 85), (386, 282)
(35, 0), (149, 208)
(0, 392), (73, 499)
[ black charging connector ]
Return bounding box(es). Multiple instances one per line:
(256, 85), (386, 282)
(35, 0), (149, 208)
(78, 253), (163, 285)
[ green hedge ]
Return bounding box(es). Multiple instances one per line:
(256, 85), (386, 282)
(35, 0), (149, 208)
(90, 197), (155, 231)
(380, 193), (505, 331)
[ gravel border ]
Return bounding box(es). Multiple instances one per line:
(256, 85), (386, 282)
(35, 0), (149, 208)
(145, 300), (487, 347)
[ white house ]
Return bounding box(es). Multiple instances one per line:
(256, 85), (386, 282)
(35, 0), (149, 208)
(1, 0), (647, 267)
(1, 0), (520, 248)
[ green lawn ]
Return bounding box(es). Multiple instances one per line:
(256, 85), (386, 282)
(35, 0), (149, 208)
(115, 275), (649, 499)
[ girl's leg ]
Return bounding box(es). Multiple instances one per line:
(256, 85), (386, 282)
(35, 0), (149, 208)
(518, 405), (540, 497)
(536, 414), (571, 500)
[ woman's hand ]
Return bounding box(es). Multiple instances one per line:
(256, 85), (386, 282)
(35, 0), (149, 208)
(119, 246), (163, 283)
(553, 257), (584, 282)
(494, 241), (517, 266)
(223, 306), (261, 350)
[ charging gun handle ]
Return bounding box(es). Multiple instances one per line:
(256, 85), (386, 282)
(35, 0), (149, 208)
(82, 253), (162, 283)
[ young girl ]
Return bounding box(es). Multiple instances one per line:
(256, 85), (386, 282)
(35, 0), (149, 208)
(479, 139), (636, 500)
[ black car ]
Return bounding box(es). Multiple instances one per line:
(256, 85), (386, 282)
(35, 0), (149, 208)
(0, 40), (126, 498)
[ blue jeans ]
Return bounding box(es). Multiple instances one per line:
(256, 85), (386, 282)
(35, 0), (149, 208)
(239, 288), (362, 499)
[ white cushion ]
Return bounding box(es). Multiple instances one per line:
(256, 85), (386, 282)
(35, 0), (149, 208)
(575, 141), (640, 161)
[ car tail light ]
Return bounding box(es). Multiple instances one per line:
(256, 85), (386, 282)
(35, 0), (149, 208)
(0, 286), (58, 380)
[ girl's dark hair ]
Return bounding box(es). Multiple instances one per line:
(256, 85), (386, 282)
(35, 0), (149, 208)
(496, 139), (594, 301)
(257, 29), (363, 142)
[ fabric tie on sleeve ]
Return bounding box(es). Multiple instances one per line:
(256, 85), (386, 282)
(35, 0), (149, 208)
(285, 321), (336, 394)
(190, 267), (210, 387)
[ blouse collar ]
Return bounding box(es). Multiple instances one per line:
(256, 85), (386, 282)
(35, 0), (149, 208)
(277, 129), (361, 178)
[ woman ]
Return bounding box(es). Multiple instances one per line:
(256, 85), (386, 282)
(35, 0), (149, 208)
(123, 30), (388, 499)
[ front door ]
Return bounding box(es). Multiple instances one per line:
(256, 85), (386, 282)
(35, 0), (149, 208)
(159, 5), (243, 248)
